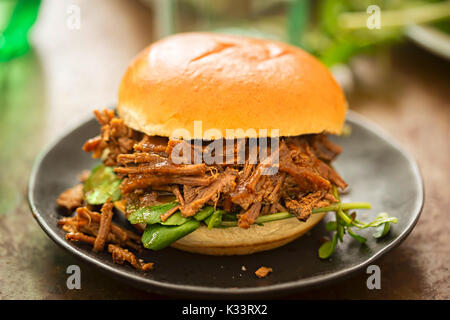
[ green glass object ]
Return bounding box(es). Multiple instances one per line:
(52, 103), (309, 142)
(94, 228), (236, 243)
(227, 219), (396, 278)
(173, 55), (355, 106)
(0, 0), (41, 61)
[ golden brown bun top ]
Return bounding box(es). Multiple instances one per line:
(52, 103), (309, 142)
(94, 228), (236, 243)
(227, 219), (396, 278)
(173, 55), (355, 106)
(118, 33), (347, 139)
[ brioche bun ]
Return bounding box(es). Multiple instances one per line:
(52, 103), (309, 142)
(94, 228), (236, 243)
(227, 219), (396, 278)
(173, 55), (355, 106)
(171, 212), (326, 255)
(116, 32), (344, 255)
(118, 32), (347, 139)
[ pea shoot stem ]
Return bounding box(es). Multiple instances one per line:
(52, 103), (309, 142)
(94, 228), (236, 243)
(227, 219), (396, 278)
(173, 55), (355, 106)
(218, 202), (372, 228)
(311, 202), (371, 213)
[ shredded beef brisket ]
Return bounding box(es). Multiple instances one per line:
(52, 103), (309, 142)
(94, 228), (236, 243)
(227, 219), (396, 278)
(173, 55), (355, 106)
(57, 184), (84, 211)
(82, 109), (142, 166)
(285, 191), (328, 221)
(58, 203), (152, 270)
(93, 200), (114, 252)
(78, 110), (347, 229)
(238, 202), (262, 229)
(180, 167), (238, 217)
(108, 244), (154, 271)
(255, 266), (273, 278)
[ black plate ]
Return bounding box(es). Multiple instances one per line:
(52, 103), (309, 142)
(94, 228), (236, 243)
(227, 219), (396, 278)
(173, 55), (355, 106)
(28, 111), (423, 298)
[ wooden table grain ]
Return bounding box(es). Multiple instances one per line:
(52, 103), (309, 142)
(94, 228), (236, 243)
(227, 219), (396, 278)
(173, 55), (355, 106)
(0, 0), (448, 299)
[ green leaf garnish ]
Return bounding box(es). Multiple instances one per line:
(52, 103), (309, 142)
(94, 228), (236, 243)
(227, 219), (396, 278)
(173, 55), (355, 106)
(319, 233), (338, 259)
(219, 211), (295, 228)
(160, 210), (190, 226)
(318, 186), (398, 259)
(141, 219), (200, 250)
(372, 213), (393, 238)
(128, 201), (178, 225)
(83, 164), (121, 205)
(205, 210), (224, 230)
(312, 202), (371, 213)
(193, 206), (214, 221)
(129, 203), (217, 228)
(358, 212), (398, 229)
(347, 227), (367, 244)
(373, 222), (390, 239)
(222, 212), (238, 221)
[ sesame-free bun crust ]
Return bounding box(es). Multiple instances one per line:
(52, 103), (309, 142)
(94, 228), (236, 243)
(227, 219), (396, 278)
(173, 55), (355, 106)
(118, 33), (347, 139)
(171, 212), (326, 255)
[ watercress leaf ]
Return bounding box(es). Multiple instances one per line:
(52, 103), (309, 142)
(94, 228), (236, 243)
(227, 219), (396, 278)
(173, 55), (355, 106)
(361, 212), (398, 229)
(319, 233), (338, 259)
(373, 222), (391, 239)
(319, 241), (333, 259)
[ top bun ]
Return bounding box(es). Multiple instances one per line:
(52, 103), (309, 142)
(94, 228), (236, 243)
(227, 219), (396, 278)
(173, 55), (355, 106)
(118, 32), (347, 139)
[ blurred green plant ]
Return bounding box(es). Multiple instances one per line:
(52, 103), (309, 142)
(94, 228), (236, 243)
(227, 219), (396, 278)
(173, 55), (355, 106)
(290, 0), (450, 66)
(0, 0), (41, 61)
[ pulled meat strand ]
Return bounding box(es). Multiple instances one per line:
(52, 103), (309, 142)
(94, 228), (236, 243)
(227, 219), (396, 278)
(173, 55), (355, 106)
(313, 158), (347, 190)
(66, 232), (96, 245)
(180, 168), (237, 217)
(309, 134), (342, 162)
(165, 139), (204, 164)
(83, 109), (141, 166)
(57, 184), (84, 211)
(238, 202), (262, 229)
(255, 266), (273, 278)
(62, 206), (140, 249)
(183, 185), (196, 203)
(93, 200), (114, 252)
(160, 205), (180, 222)
(266, 173), (285, 204)
(278, 141), (331, 192)
(94, 109), (114, 125)
(121, 174), (215, 193)
(171, 185), (185, 207)
(133, 135), (168, 154)
(117, 152), (168, 165)
(285, 191), (330, 221)
(76, 207), (139, 242)
(139, 192), (160, 207)
(270, 202), (287, 214)
(114, 162), (206, 176)
(82, 136), (102, 154)
(108, 244), (154, 271)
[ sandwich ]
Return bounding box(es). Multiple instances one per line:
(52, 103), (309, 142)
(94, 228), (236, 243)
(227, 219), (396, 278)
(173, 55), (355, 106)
(57, 33), (392, 270)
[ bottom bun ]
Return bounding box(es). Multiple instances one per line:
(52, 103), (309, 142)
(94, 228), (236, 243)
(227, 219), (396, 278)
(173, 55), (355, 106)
(171, 212), (326, 255)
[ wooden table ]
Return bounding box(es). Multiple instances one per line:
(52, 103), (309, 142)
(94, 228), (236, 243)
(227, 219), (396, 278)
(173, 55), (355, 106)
(0, 0), (448, 299)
